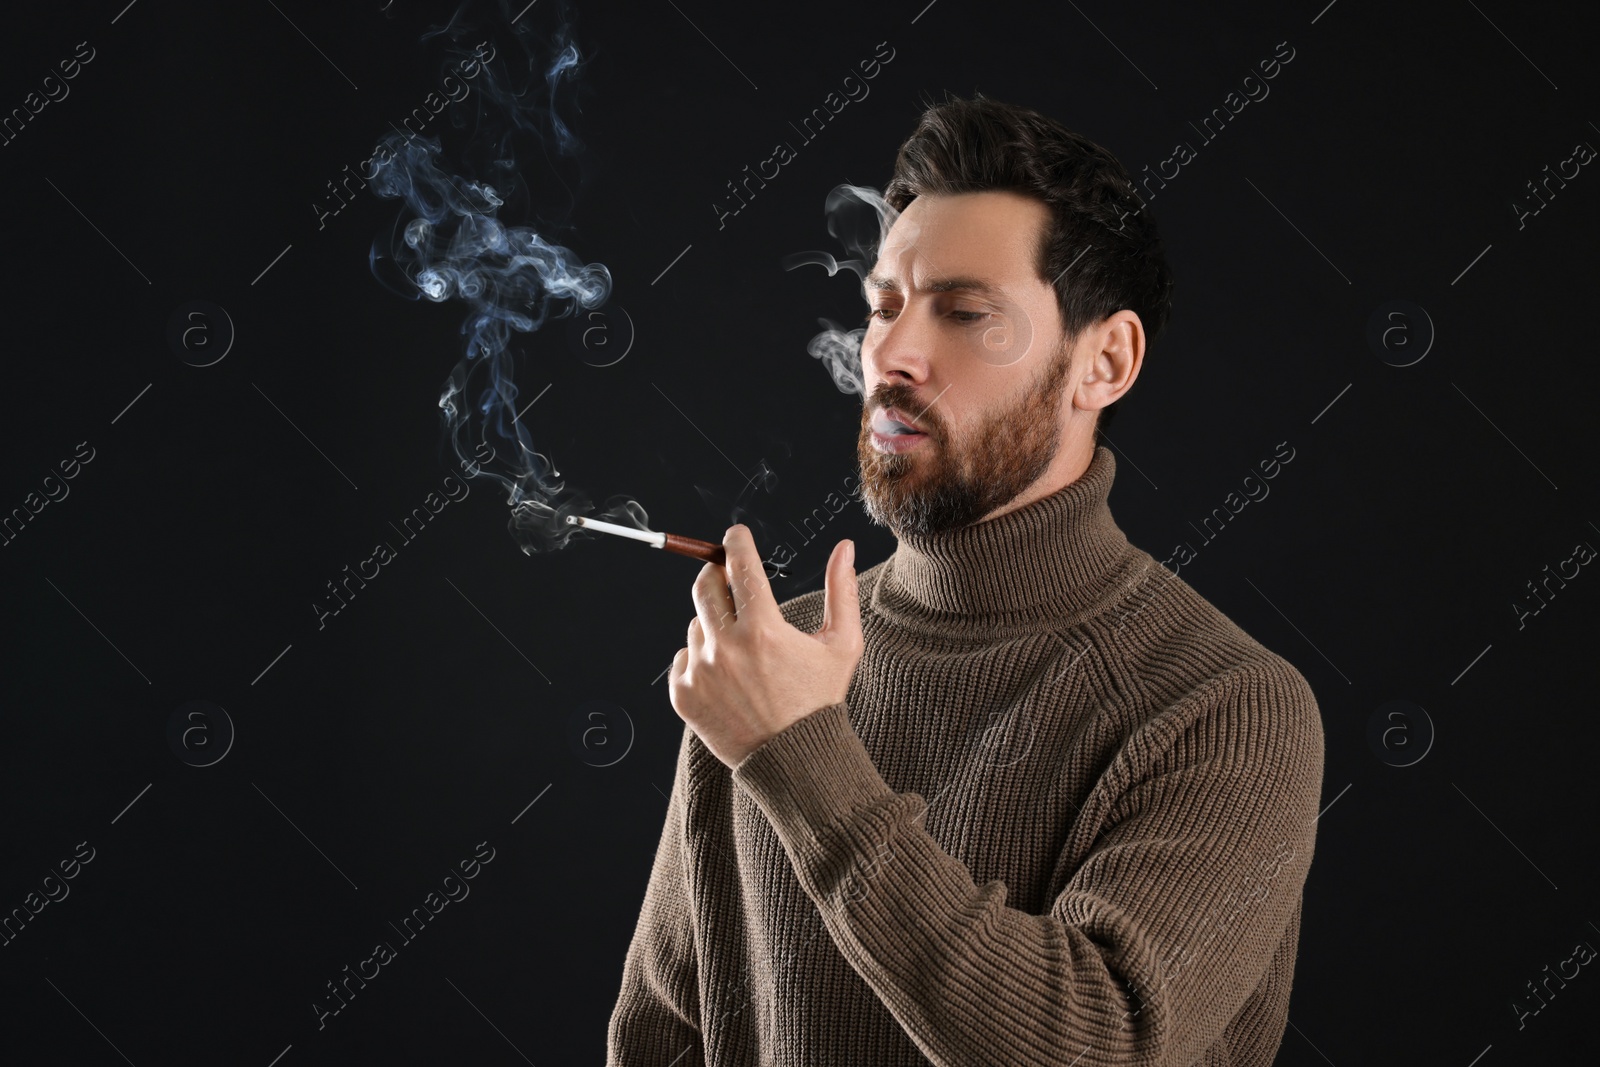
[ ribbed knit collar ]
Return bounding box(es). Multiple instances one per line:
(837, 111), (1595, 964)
(868, 445), (1148, 641)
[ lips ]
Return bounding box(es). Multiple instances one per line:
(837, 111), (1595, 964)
(871, 407), (926, 436)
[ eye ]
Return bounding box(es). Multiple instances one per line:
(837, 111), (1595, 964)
(864, 307), (987, 325)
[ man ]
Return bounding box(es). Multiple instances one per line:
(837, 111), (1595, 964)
(608, 94), (1325, 1067)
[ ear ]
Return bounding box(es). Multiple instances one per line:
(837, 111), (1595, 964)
(1079, 311), (1145, 414)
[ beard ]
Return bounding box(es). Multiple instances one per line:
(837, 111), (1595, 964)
(855, 339), (1074, 538)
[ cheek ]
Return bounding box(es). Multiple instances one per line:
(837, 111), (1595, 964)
(972, 312), (1039, 367)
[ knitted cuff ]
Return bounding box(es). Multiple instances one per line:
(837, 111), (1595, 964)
(730, 701), (899, 848)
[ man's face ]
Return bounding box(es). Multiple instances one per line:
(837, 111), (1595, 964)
(856, 190), (1083, 538)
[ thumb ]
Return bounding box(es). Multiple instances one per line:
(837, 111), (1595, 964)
(819, 539), (860, 644)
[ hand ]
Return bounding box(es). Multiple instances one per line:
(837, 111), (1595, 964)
(667, 525), (863, 768)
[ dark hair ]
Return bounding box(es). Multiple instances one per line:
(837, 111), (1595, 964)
(882, 93), (1174, 443)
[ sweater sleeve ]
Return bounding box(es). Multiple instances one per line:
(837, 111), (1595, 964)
(729, 665), (1325, 1067)
(607, 724), (706, 1067)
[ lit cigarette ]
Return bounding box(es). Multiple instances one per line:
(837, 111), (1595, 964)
(564, 514), (727, 566)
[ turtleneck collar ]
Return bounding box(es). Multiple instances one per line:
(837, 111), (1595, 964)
(867, 445), (1150, 641)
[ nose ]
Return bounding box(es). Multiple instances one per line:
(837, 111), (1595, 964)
(863, 307), (932, 388)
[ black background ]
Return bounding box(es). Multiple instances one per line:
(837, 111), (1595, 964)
(1, 0), (1596, 1063)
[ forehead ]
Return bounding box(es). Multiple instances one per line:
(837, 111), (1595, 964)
(870, 190), (1049, 289)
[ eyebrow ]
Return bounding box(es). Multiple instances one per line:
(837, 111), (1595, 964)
(863, 273), (1001, 297)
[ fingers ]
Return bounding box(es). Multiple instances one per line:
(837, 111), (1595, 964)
(668, 646), (689, 692)
(721, 525), (777, 622)
(818, 537), (860, 645)
(691, 561), (737, 634)
(687, 526), (777, 647)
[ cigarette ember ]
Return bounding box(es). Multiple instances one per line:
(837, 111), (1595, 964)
(565, 515), (727, 566)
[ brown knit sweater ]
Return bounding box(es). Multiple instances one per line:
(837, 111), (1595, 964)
(607, 445), (1326, 1066)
